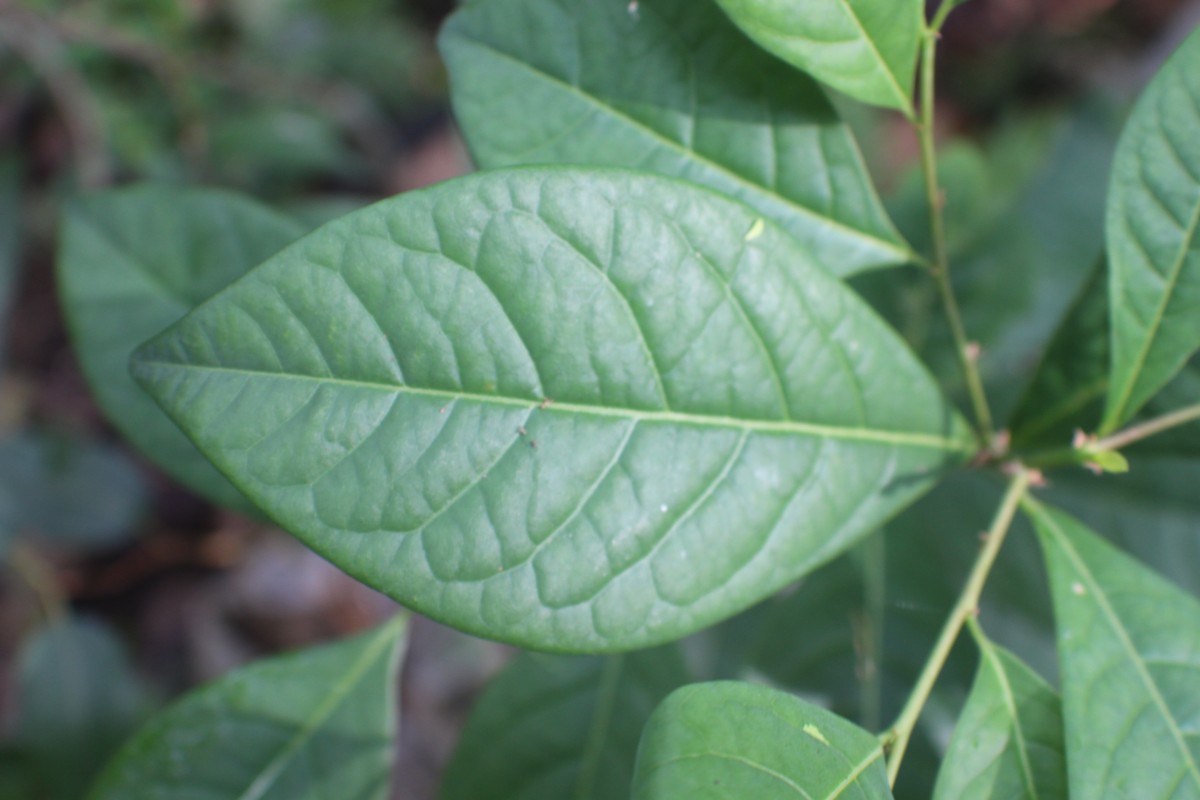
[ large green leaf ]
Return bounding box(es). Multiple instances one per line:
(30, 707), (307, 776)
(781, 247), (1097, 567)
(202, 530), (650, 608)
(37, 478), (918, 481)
(439, 0), (910, 276)
(131, 168), (970, 652)
(441, 647), (690, 800)
(1028, 502), (1200, 800)
(87, 616), (407, 800)
(12, 617), (152, 800)
(1103, 26), (1200, 431)
(712, 0), (923, 116)
(933, 633), (1066, 800)
(632, 681), (892, 798)
(58, 184), (305, 513)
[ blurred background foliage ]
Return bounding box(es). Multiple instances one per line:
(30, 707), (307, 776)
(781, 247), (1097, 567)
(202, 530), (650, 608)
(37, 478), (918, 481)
(0, 0), (1196, 798)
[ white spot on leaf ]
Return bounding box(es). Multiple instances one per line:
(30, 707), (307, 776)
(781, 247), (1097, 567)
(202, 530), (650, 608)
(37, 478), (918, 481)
(744, 218), (765, 242)
(1072, 582), (1086, 596)
(803, 723), (829, 745)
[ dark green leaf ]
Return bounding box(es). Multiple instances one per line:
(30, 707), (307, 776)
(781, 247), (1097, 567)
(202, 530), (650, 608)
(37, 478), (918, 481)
(1028, 502), (1200, 800)
(88, 616), (407, 800)
(0, 431), (148, 552)
(440, 0), (910, 275)
(632, 681), (892, 798)
(1009, 261), (1109, 448)
(933, 634), (1066, 800)
(1103, 26), (1200, 431)
(58, 184), (305, 513)
(131, 168), (970, 651)
(13, 617), (152, 800)
(712, 0), (923, 116)
(442, 647), (690, 800)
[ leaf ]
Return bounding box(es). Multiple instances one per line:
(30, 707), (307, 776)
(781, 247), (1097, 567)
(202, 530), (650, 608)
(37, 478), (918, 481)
(131, 168), (971, 652)
(0, 431), (148, 552)
(58, 184), (306, 513)
(933, 634), (1066, 800)
(1009, 261), (1109, 448)
(712, 0), (923, 116)
(87, 616), (407, 800)
(13, 617), (152, 800)
(1103, 26), (1200, 431)
(1043, 456), (1200, 607)
(439, 0), (910, 276)
(441, 647), (690, 800)
(1028, 502), (1200, 800)
(631, 681), (892, 799)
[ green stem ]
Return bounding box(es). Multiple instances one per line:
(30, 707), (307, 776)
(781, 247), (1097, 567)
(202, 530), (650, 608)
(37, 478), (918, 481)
(1025, 401), (1200, 470)
(881, 469), (1032, 786)
(916, 29), (995, 447)
(1092, 402), (1200, 452)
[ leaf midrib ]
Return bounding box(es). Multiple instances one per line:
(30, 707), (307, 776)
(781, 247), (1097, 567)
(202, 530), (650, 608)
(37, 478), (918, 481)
(978, 643), (1040, 799)
(1038, 508), (1200, 789)
(449, 33), (911, 264)
(134, 358), (972, 452)
(234, 621), (400, 800)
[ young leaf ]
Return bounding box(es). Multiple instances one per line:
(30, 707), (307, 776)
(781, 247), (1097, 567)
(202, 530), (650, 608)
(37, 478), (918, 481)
(13, 617), (152, 800)
(131, 168), (971, 652)
(1028, 502), (1200, 800)
(439, 0), (910, 276)
(58, 184), (305, 513)
(933, 634), (1066, 800)
(1103, 26), (1200, 431)
(631, 681), (892, 799)
(711, 0), (923, 117)
(441, 647), (690, 800)
(87, 616), (407, 800)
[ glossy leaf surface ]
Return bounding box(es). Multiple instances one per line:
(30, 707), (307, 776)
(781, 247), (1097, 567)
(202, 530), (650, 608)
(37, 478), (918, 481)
(58, 184), (305, 512)
(15, 617), (151, 800)
(712, 0), (922, 116)
(933, 635), (1066, 800)
(88, 616), (407, 800)
(632, 681), (892, 798)
(440, 0), (909, 275)
(1104, 27), (1200, 430)
(442, 647), (689, 800)
(1029, 503), (1200, 800)
(132, 168), (970, 651)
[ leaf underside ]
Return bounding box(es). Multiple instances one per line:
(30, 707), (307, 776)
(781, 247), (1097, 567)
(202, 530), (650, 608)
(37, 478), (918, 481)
(1029, 503), (1200, 800)
(58, 185), (305, 512)
(933, 636), (1066, 800)
(87, 617), (406, 800)
(712, 0), (922, 116)
(1104, 26), (1200, 430)
(132, 168), (969, 652)
(439, 0), (909, 275)
(632, 681), (892, 799)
